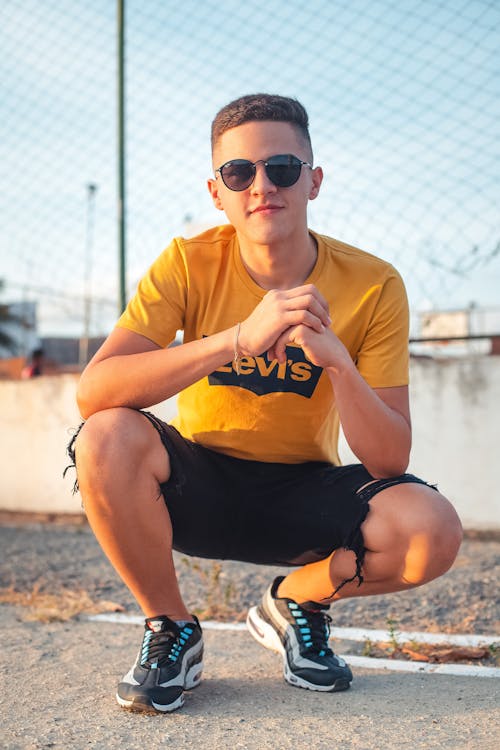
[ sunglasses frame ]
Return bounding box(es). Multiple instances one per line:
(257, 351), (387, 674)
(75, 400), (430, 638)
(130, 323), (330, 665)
(215, 153), (312, 191)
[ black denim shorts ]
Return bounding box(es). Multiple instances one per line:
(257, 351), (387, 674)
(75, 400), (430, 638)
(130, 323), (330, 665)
(133, 411), (432, 589)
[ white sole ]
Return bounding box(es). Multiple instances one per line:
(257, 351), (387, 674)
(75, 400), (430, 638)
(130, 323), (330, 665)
(116, 692), (185, 713)
(184, 660), (204, 690)
(247, 606), (284, 654)
(116, 656), (203, 713)
(247, 606), (351, 693)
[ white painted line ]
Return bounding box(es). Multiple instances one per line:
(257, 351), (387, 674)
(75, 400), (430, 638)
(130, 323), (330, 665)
(343, 655), (500, 679)
(85, 612), (247, 630)
(87, 613), (247, 629)
(191, 620), (248, 631)
(86, 613), (500, 679)
(85, 612), (500, 678)
(87, 613), (499, 647)
(88, 613), (143, 625)
(330, 626), (499, 648)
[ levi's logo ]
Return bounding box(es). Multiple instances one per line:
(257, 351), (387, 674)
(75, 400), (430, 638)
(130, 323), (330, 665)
(208, 345), (322, 398)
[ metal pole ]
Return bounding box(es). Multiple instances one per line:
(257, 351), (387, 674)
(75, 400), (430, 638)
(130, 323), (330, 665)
(117, 0), (127, 313)
(79, 183), (98, 369)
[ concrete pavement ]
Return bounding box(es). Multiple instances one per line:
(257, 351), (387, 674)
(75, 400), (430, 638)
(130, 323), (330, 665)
(1, 602), (499, 750)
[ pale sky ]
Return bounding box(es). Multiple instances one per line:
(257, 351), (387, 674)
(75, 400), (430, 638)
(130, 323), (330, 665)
(1, 0), (499, 337)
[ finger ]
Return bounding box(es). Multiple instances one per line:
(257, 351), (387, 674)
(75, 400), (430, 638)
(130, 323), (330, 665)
(267, 344), (277, 362)
(273, 325), (302, 363)
(272, 332), (289, 363)
(283, 293), (331, 326)
(281, 285), (330, 315)
(284, 308), (325, 333)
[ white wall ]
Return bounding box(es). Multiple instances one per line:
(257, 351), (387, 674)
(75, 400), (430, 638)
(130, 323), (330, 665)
(339, 356), (500, 530)
(1, 359), (499, 529)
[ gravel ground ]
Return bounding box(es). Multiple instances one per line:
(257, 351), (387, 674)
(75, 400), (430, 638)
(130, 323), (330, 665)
(0, 517), (498, 635)
(2, 603), (499, 750)
(1, 517), (499, 750)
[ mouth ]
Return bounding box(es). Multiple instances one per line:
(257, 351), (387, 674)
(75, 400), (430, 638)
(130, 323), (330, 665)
(250, 204), (283, 215)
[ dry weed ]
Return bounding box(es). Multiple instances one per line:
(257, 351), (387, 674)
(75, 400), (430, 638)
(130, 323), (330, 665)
(0, 582), (124, 623)
(180, 558), (246, 622)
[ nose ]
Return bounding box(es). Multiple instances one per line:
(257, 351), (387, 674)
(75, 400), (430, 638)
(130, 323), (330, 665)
(251, 162), (277, 194)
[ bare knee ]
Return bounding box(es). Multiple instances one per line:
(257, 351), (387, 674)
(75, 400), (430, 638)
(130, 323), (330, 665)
(402, 491), (462, 584)
(74, 407), (171, 487)
(76, 407), (145, 465)
(433, 494), (463, 574)
(365, 484), (463, 585)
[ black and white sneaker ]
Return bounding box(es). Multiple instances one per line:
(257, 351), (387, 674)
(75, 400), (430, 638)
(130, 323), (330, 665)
(116, 615), (203, 713)
(247, 576), (352, 692)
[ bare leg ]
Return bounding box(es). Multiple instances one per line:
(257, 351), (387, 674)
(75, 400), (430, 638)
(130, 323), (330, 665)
(74, 407), (191, 620)
(279, 483), (463, 604)
(329, 483), (462, 600)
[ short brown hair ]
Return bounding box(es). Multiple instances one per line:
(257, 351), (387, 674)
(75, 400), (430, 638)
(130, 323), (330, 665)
(211, 93), (312, 158)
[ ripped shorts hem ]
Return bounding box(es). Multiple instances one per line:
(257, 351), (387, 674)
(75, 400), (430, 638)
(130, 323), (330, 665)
(320, 473), (435, 601)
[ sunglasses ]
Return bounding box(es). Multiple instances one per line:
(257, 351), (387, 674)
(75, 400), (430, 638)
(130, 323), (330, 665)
(215, 153), (312, 191)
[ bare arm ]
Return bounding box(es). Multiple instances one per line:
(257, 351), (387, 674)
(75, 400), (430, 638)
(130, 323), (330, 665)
(76, 326), (236, 419)
(271, 323), (411, 478)
(329, 368), (411, 478)
(77, 284), (331, 419)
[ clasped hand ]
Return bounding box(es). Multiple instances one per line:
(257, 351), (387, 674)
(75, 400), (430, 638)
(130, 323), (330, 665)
(238, 284), (350, 371)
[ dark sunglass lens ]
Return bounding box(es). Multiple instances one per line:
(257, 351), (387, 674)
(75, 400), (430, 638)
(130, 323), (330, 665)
(266, 155), (302, 187)
(221, 161), (254, 190)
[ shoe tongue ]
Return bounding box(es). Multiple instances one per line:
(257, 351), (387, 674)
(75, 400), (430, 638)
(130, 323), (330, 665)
(146, 616), (176, 634)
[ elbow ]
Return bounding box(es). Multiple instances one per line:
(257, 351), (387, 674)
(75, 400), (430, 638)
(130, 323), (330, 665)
(76, 395), (91, 421)
(367, 456), (410, 480)
(76, 377), (95, 420)
(365, 445), (411, 480)
(77, 403), (92, 421)
(369, 464), (409, 480)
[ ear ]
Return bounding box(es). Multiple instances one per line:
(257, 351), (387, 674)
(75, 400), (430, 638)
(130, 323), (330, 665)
(207, 177), (225, 211)
(308, 166), (323, 201)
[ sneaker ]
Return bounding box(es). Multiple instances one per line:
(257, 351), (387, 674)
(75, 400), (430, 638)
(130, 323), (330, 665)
(116, 615), (203, 713)
(247, 576), (352, 692)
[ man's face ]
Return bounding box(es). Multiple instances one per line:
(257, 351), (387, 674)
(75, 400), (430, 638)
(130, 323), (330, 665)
(208, 120), (323, 247)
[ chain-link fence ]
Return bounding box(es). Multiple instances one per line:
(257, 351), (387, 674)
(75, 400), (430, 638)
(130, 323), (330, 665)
(1, 0), (499, 354)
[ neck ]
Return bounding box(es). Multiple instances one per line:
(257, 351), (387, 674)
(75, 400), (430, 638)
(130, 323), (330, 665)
(238, 232), (318, 290)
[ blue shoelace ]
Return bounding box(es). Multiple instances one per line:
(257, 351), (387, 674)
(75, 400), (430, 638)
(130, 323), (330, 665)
(287, 601), (333, 657)
(141, 624), (195, 669)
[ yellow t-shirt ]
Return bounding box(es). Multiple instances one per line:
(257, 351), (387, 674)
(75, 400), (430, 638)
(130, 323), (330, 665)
(117, 225), (409, 464)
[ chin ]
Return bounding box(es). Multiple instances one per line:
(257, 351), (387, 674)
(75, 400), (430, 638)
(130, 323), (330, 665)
(246, 225), (292, 247)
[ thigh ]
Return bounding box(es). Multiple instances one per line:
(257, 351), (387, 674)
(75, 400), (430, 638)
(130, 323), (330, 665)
(140, 413), (374, 565)
(233, 463), (376, 565)
(142, 413), (238, 560)
(231, 467), (435, 566)
(141, 411), (436, 570)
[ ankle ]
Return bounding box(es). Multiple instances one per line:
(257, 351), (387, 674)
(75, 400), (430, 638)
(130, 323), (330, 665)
(144, 609), (194, 622)
(277, 551), (339, 604)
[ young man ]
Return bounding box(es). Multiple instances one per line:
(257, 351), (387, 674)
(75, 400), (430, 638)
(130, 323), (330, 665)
(70, 93), (462, 714)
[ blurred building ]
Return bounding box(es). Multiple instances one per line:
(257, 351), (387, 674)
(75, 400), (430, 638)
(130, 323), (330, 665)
(41, 336), (106, 371)
(0, 301), (40, 358)
(410, 306), (500, 357)
(0, 298), (108, 377)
